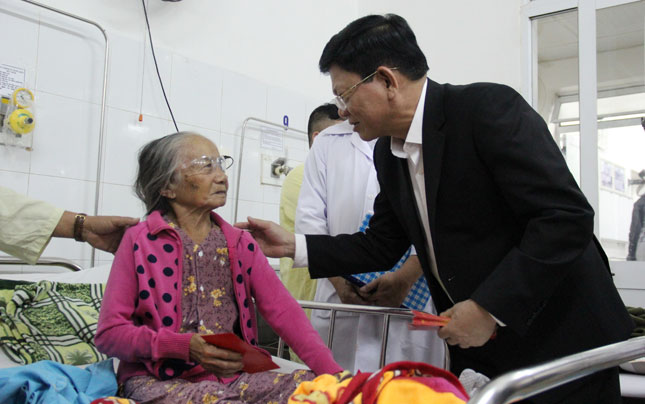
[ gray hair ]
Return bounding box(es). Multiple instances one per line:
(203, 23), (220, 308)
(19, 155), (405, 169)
(135, 131), (196, 215)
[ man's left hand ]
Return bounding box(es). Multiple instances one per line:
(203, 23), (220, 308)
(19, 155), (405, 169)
(437, 299), (497, 348)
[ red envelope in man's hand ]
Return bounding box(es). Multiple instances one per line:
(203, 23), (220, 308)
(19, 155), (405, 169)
(409, 310), (451, 329)
(201, 333), (280, 373)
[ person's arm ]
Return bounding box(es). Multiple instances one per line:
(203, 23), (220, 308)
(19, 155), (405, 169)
(0, 186), (64, 264)
(53, 211), (139, 253)
(0, 186), (138, 264)
(95, 227), (193, 363)
(627, 198), (643, 260)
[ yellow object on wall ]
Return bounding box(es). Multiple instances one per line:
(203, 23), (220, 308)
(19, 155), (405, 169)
(8, 108), (35, 135)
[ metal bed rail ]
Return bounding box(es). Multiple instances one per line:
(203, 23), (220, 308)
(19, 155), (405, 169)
(0, 256), (84, 272)
(468, 336), (645, 404)
(276, 300), (414, 368)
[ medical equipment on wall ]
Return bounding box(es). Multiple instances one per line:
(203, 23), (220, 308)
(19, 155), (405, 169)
(0, 87), (36, 150)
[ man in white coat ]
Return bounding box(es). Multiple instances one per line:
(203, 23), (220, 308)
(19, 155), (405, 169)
(296, 119), (445, 372)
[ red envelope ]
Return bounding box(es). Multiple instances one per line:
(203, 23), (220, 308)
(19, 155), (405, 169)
(201, 333), (280, 373)
(409, 310), (451, 330)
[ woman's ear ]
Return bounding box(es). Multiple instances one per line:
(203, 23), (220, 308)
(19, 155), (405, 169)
(160, 187), (176, 200)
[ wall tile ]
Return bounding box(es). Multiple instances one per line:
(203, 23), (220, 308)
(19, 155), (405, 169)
(103, 108), (172, 186)
(236, 200), (264, 225)
(30, 92), (100, 181)
(100, 182), (145, 219)
(141, 44), (174, 120)
(266, 86), (308, 133)
(0, 6), (39, 91)
(219, 132), (241, 213)
(171, 56), (223, 132)
(106, 32), (145, 112)
(0, 170), (28, 193)
(238, 138), (262, 202)
(0, 145), (30, 173)
(220, 71), (267, 136)
(36, 12), (105, 104)
(262, 184), (282, 205)
(27, 175), (95, 261)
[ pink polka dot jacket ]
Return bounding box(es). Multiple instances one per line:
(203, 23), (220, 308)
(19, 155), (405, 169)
(95, 210), (341, 384)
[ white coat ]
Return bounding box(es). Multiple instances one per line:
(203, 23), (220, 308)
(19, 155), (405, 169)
(295, 120), (445, 372)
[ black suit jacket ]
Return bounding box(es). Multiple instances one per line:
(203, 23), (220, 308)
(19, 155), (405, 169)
(306, 79), (632, 399)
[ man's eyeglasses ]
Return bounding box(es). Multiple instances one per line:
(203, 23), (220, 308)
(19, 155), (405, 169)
(331, 67), (398, 111)
(182, 155), (234, 176)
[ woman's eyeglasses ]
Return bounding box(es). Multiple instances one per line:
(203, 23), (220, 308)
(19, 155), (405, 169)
(182, 155), (234, 176)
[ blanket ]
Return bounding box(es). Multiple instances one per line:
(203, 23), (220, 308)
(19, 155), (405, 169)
(0, 280), (107, 365)
(0, 358), (117, 404)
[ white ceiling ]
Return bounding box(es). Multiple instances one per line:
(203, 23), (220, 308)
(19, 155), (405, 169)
(537, 1), (645, 62)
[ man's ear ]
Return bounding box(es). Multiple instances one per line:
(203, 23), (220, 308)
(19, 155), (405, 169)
(376, 66), (399, 98)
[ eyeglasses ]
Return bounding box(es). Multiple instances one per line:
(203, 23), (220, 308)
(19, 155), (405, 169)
(182, 155), (234, 176)
(331, 67), (398, 111)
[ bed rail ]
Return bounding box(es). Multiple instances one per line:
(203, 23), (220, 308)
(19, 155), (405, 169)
(0, 256), (84, 272)
(276, 300), (414, 368)
(468, 336), (645, 404)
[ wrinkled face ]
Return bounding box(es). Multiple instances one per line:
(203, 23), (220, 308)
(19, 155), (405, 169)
(168, 135), (228, 212)
(329, 65), (391, 141)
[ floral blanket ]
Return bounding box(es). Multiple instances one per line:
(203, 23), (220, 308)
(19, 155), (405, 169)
(0, 279), (107, 365)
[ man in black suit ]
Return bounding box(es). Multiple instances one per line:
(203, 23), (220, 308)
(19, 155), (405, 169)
(238, 14), (633, 403)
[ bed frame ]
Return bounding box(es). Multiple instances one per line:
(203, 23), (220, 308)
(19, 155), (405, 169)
(1, 257), (643, 403)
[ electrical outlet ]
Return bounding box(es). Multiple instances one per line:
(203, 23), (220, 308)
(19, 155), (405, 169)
(261, 154), (283, 187)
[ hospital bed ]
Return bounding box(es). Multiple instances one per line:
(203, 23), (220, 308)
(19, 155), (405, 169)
(0, 256), (644, 403)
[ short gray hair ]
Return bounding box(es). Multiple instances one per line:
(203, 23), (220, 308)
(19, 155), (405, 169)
(135, 131), (196, 215)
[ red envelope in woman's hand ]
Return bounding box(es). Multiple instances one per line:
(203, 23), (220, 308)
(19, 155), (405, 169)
(201, 333), (280, 373)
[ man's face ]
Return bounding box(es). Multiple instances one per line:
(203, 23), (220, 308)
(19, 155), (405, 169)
(329, 65), (391, 141)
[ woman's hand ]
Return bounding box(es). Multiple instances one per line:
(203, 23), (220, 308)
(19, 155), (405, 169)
(189, 334), (244, 378)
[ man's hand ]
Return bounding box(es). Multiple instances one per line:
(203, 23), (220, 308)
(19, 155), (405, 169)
(358, 271), (410, 307)
(234, 217), (295, 258)
(189, 334), (244, 378)
(329, 277), (368, 305)
(54, 211), (139, 253)
(359, 255), (422, 307)
(437, 299), (497, 348)
(83, 215), (140, 253)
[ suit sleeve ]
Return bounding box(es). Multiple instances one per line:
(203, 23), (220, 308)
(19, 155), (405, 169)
(469, 85), (599, 334)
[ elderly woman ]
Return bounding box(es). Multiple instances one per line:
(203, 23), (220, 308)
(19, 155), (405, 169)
(95, 132), (342, 403)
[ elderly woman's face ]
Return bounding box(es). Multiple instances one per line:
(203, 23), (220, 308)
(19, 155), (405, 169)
(170, 136), (228, 211)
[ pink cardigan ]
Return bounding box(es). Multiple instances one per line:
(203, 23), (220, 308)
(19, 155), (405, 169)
(95, 210), (341, 384)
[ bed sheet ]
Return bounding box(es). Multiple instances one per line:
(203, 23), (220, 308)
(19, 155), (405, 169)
(0, 264), (306, 375)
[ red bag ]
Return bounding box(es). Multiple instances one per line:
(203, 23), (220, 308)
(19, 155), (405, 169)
(336, 361), (469, 404)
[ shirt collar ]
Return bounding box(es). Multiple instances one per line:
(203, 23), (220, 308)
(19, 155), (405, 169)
(391, 79), (428, 158)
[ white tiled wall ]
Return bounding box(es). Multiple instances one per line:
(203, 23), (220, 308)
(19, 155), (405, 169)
(0, 6), (311, 272)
